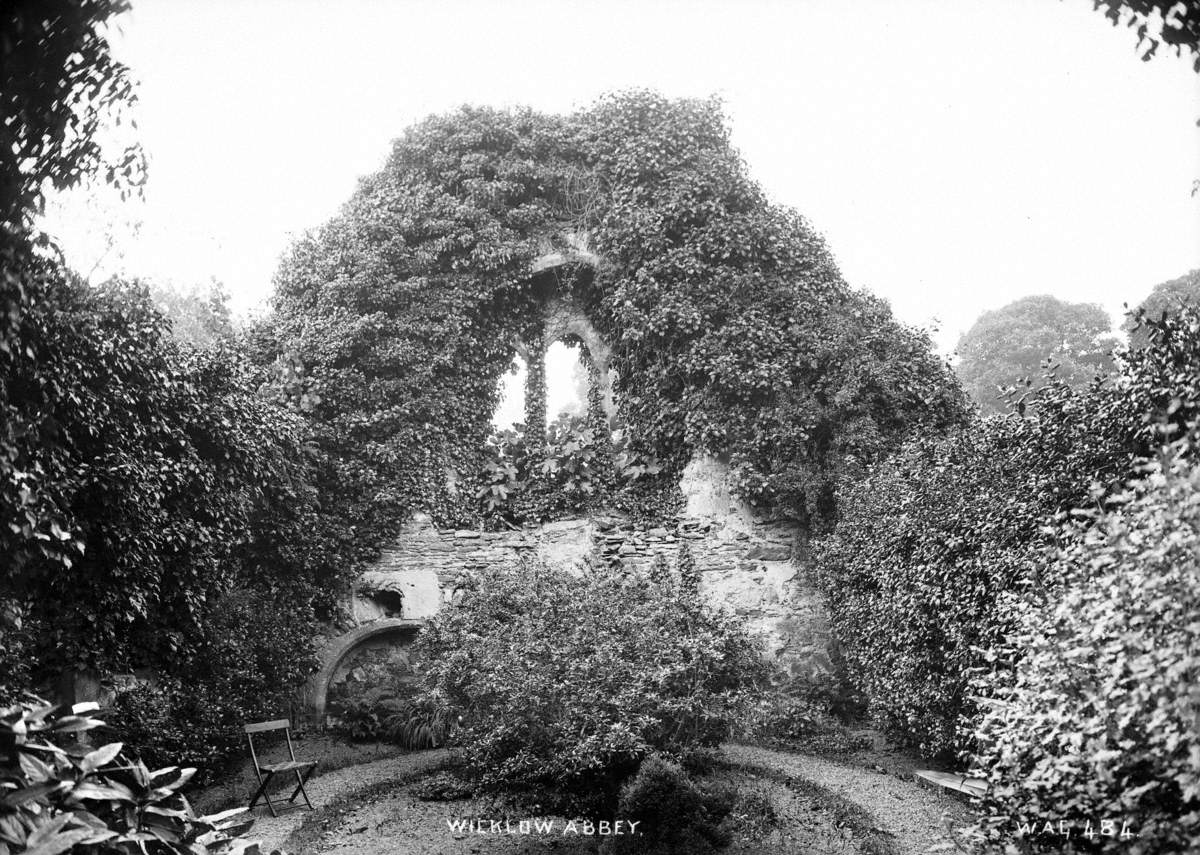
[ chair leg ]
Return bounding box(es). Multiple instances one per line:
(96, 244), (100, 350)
(287, 765), (316, 809)
(249, 771), (278, 818)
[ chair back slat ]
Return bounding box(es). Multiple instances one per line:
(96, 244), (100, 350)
(244, 719), (291, 734)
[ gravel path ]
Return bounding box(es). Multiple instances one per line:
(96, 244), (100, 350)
(243, 749), (450, 854)
(242, 744), (964, 854)
(722, 744), (968, 855)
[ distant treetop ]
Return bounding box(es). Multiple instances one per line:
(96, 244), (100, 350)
(955, 294), (1117, 416)
(1125, 268), (1200, 347)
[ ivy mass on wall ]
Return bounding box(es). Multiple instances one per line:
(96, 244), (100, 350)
(266, 91), (965, 538)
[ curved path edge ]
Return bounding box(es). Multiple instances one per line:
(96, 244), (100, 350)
(721, 743), (968, 855)
(244, 749), (451, 854)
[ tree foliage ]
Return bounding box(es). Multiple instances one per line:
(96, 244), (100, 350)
(0, 245), (354, 780)
(0, 0), (333, 784)
(815, 305), (1200, 761)
(145, 279), (236, 348)
(1, 0), (145, 232)
(0, 257), (330, 676)
(954, 295), (1117, 416)
(1125, 267), (1200, 347)
(1083, 0), (1200, 70)
(270, 92), (965, 537)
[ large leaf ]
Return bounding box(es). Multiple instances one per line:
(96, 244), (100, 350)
(80, 741), (123, 774)
(0, 782), (61, 808)
(66, 781), (136, 803)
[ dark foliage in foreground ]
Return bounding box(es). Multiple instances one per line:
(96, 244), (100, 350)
(0, 236), (357, 777)
(0, 698), (256, 854)
(612, 755), (735, 855)
(1, 0), (145, 232)
(971, 440), (1200, 854)
(816, 306), (1200, 762)
(1085, 0), (1200, 70)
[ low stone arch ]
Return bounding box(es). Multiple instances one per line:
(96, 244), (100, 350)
(303, 618), (425, 724)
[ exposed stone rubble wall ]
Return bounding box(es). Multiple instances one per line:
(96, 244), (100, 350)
(307, 456), (833, 720)
(344, 508), (830, 674)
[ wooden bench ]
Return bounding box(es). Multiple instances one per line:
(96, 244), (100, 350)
(913, 769), (986, 799)
(244, 719), (317, 817)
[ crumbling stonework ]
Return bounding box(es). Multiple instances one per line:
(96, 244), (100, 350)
(307, 455), (833, 722)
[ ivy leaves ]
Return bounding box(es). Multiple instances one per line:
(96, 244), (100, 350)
(272, 91), (963, 533)
(814, 306), (1200, 767)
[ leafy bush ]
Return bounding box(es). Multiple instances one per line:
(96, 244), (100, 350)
(415, 556), (765, 817)
(814, 306), (1200, 760)
(813, 402), (1117, 760)
(331, 694), (404, 743)
(0, 604), (30, 708)
(108, 587), (318, 779)
(0, 235), (362, 779)
(970, 446), (1200, 854)
(0, 698), (256, 854)
(331, 691), (451, 750)
(611, 755), (734, 855)
(476, 414), (616, 523)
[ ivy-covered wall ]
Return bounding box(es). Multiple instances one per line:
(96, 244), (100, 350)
(266, 92), (967, 710)
(266, 91), (966, 563)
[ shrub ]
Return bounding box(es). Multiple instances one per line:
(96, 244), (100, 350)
(611, 755), (734, 855)
(0, 237), (363, 781)
(331, 690), (451, 750)
(813, 402), (1118, 760)
(108, 586), (318, 779)
(331, 693), (404, 743)
(415, 556), (765, 818)
(813, 306), (1200, 760)
(0, 697), (256, 854)
(970, 446), (1200, 854)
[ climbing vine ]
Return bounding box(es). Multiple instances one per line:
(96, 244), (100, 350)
(268, 92), (965, 542)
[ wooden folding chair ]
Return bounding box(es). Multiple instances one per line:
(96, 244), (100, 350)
(244, 719), (317, 817)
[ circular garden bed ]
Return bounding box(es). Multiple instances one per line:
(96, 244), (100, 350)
(287, 759), (898, 855)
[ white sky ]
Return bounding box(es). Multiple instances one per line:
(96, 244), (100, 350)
(43, 0), (1200, 363)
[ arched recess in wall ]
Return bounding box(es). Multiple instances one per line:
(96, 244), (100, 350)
(303, 618), (424, 723)
(489, 232), (614, 435)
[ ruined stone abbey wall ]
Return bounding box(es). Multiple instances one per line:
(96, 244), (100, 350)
(306, 455), (833, 722)
(301, 235), (835, 722)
